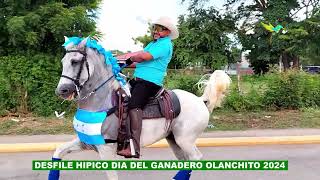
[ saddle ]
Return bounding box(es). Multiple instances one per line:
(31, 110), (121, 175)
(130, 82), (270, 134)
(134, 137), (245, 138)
(112, 88), (181, 152)
(114, 88), (181, 122)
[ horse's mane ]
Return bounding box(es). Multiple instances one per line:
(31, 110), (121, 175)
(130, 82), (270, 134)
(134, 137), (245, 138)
(63, 36), (126, 86)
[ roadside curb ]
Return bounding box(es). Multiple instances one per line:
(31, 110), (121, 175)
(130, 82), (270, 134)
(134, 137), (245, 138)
(1, 135), (320, 153)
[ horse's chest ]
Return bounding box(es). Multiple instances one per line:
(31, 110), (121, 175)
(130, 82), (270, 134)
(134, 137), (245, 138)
(73, 109), (106, 145)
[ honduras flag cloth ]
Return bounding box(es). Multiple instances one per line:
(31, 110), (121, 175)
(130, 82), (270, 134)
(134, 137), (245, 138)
(73, 108), (107, 145)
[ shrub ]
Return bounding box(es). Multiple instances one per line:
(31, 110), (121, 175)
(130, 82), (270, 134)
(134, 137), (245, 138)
(164, 73), (202, 95)
(223, 87), (264, 111)
(0, 54), (71, 116)
(263, 71), (320, 109)
(300, 73), (320, 107)
(223, 71), (320, 111)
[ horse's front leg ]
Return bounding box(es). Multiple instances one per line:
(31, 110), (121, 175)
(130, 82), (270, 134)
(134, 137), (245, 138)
(96, 143), (119, 180)
(49, 138), (84, 180)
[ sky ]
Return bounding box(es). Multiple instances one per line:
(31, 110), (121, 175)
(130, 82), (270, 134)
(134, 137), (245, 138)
(96, 0), (306, 52)
(96, 0), (225, 52)
(97, 0), (186, 52)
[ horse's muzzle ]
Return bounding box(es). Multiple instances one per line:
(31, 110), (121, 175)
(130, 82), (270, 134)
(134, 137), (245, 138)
(56, 83), (76, 99)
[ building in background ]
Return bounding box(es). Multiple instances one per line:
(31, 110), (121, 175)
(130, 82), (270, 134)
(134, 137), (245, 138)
(222, 53), (254, 75)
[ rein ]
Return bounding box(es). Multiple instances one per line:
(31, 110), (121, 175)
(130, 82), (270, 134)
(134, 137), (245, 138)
(78, 64), (128, 101)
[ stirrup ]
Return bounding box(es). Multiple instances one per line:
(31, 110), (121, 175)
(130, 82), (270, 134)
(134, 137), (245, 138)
(117, 148), (140, 158)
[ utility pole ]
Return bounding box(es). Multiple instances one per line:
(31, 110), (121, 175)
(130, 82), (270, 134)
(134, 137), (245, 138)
(279, 55), (282, 73)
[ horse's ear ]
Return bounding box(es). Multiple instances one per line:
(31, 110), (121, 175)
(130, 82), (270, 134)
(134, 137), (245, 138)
(64, 36), (69, 43)
(77, 37), (88, 50)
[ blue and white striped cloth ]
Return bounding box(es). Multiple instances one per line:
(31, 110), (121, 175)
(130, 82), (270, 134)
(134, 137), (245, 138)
(73, 109), (107, 145)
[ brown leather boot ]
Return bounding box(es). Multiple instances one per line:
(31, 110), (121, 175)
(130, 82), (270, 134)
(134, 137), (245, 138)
(117, 108), (142, 158)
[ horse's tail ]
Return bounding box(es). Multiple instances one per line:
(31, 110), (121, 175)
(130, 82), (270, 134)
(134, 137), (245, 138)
(197, 70), (231, 112)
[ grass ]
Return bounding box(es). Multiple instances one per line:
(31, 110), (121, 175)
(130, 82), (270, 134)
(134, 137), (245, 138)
(0, 109), (319, 135)
(300, 108), (320, 128)
(0, 114), (73, 135)
(207, 108), (320, 131)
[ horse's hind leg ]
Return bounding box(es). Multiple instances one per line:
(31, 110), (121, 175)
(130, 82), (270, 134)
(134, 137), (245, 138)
(170, 135), (203, 180)
(49, 138), (84, 180)
(175, 136), (203, 160)
(166, 133), (186, 160)
(96, 143), (118, 180)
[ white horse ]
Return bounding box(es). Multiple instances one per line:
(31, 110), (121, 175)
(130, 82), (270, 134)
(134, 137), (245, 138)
(51, 37), (231, 180)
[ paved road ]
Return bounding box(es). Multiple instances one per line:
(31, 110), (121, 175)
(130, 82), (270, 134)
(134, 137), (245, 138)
(1, 144), (319, 180)
(2, 129), (320, 143)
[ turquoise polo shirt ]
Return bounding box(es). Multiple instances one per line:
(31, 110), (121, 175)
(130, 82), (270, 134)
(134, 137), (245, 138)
(134, 36), (173, 86)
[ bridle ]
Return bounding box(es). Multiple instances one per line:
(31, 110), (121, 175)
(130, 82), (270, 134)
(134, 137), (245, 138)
(60, 49), (126, 101)
(61, 49), (90, 91)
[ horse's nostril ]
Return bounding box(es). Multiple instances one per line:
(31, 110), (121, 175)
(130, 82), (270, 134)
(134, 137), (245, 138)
(56, 83), (75, 97)
(61, 89), (69, 94)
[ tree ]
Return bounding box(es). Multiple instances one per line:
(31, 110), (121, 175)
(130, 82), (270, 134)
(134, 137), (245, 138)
(226, 0), (299, 73)
(173, 8), (237, 69)
(0, 0), (100, 56)
(0, 0), (101, 115)
(226, 0), (320, 73)
(185, 0), (320, 73)
(133, 6), (238, 69)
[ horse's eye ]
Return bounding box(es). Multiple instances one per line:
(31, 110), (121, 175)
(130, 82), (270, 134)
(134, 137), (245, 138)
(71, 60), (78, 66)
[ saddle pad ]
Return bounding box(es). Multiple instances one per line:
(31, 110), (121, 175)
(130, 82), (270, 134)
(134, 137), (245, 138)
(73, 109), (107, 145)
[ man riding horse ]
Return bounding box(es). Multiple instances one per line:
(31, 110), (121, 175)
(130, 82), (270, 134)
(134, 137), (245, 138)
(117, 16), (179, 158)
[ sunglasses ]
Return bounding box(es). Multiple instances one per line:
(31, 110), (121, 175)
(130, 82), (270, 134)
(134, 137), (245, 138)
(152, 24), (168, 32)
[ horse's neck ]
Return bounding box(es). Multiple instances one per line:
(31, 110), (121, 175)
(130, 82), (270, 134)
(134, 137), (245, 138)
(78, 86), (114, 112)
(78, 57), (117, 112)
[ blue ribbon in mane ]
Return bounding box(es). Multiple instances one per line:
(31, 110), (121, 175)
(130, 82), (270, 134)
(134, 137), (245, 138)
(62, 36), (126, 86)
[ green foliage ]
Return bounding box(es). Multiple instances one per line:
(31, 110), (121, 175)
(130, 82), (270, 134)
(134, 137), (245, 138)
(225, 0), (320, 73)
(223, 71), (320, 111)
(164, 73), (202, 95)
(175, 75), (201, 95)
(224, 87), (264, 112)
(0, 0), (100, 116)
(173, 8), (237, 69)
(0, 1), (98, 55)
(133, 34), (153, 48)
(0, 55), (72, 116)
(264, 71), (320, 109)
(263, 72), (304, 109)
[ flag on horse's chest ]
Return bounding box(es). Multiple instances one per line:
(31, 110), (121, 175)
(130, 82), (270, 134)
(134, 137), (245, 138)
(73, 109), (106, 145)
